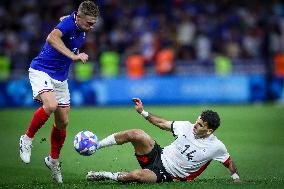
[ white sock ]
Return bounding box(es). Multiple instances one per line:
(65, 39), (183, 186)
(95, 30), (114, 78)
(48, 156), (59, 163)
(24, 134), (33, 141)
(98, 134), (117, 149)
(103, 172), (119, 181)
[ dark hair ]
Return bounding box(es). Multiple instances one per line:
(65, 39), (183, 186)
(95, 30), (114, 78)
(78, 1), (100, 18)
(200, 110), (220, 131)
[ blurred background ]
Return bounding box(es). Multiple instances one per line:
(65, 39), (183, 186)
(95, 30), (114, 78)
(1, 2), (284, 188)
(0, 0), (284, 107)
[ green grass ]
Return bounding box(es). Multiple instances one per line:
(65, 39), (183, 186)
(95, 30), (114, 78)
(0, 104), (284, 189)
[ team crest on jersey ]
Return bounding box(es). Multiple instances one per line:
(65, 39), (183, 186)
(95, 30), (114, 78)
(72, 48), (78, 53)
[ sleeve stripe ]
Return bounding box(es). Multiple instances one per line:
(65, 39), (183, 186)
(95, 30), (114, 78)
(223, 156), (231, 166)
(171, 121), (176, 137)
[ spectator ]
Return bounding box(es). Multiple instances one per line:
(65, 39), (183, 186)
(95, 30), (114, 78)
(0, 0), (283, 78)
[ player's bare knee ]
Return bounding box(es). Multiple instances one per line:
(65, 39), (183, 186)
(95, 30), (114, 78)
(128, 169), (144, 181)
(49, 104), (58, 112)
(61, 119), (69, 128)
(45, 102), (58, 113)
(126, 129), (146, 141)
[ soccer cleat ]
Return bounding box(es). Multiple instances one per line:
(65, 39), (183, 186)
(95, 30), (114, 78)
(86, 171), (112, 181)
(19, 135), (32, 163)
(44, 156), (63, 183)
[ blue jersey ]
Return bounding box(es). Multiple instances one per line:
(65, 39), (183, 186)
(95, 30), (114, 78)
(30, 12), (86, 81)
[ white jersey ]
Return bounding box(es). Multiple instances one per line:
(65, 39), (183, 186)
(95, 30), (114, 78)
(161, 121), (230, 180)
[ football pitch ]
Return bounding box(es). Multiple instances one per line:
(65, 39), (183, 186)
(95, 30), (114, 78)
(0, 104), (284, 189)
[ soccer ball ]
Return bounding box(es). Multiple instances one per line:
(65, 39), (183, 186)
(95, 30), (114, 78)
(74, 131), (99, 156)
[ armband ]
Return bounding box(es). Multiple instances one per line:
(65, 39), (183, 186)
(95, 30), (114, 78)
(140, 110), (149, 118)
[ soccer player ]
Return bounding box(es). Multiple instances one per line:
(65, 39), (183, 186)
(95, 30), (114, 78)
(86, 98), (241, 183)
(19, 1), (99, 183)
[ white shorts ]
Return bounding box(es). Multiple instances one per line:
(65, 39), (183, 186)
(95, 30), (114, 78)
(29, 68), (70, 107)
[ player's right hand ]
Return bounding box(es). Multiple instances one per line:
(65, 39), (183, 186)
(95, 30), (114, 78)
(132, 98), (144, 113)
(73, 53), (89, 63)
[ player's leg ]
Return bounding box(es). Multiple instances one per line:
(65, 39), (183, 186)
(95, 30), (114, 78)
(44, 79), (70, 183)
(99, 129), (155, 155)
(87, 169), (157, 183)
(118, 169), (157, 183)
(44, 106), (69, 183)
(47, 77), (70, 161)
(25, 69), (58, 138)
(50, 106), (69, 159)
(20, 92), (57, 158)
(26, 91), (58, 137)
(20, 69), (58, 163)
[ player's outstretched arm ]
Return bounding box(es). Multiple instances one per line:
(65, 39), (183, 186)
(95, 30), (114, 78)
(46, 29), (89, 63)
(224, 157), (241, 183)
(132, 98), (172, 131)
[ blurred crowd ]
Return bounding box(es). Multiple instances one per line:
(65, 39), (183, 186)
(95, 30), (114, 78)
(0, 0), (284, 78)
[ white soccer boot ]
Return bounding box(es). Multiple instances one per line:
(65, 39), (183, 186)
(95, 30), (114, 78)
(86, 171), (119, 181)
(44, 156), (63, 183)
(19, 135), (32, 163)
